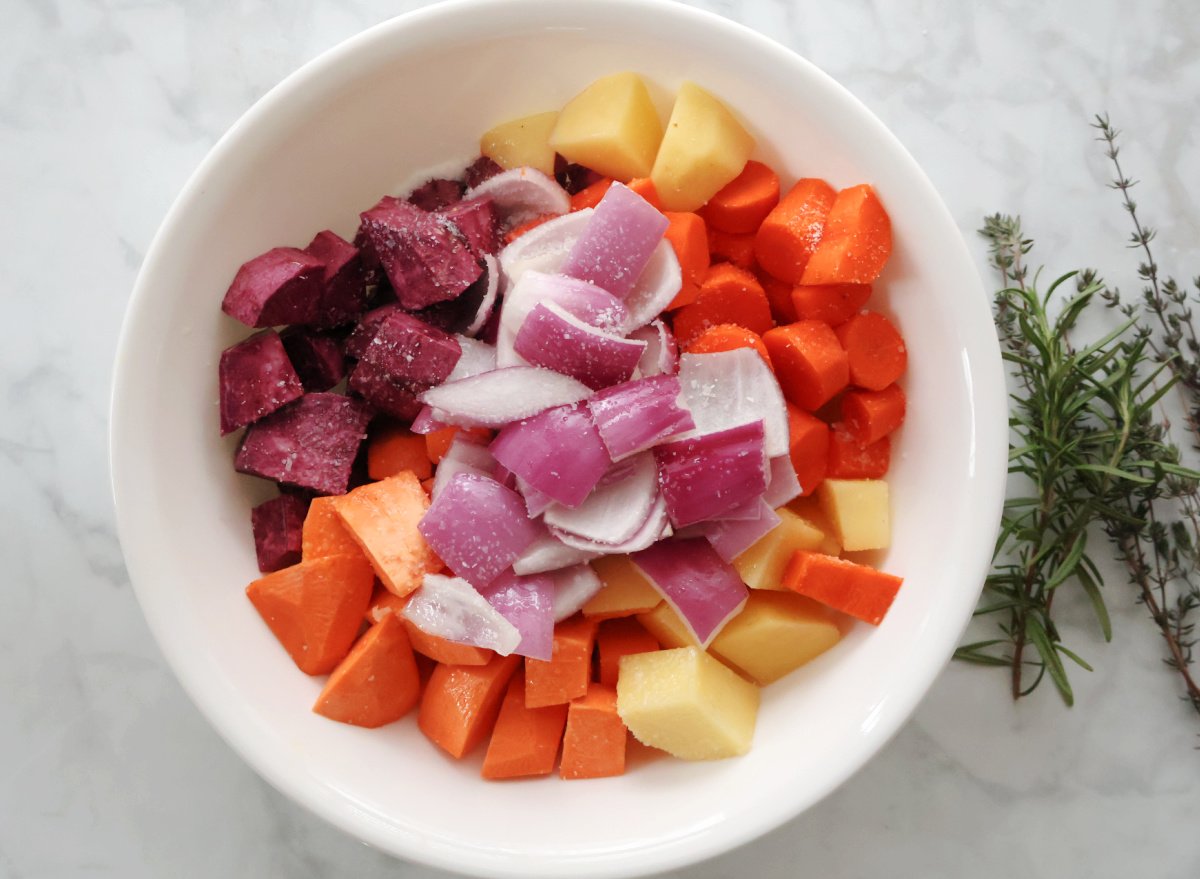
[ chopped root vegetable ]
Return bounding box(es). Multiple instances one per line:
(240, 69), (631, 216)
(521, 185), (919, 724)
(479, 571), (557, 661)
(245, 553), (375, 675)
(753, 178), (836, 284)
(221, 246), (325, 328)
(654, 420), (768, 528)
(408, 177), (465, 210)
(418, 653), (522, 758)
(423, 425), (491, 464)
(301, 496), (363, 561)
(683, 323), (771, 366)
(630, 538), (748, 648)
(367, 425), (432, 481)
(597, 617), (660, 686)
(303, 229), (369, 328)
(791, 283), (872, 326)
(786, 404), (832, 496)
(348, 310), (462, 421)
(841, 384), (907, 445)
(570, 178), (613, 211)
(699, 160), (780, 234)
(489, 403), (611, 509)
(800, 184), (892, 285)
(312, 613), (421, 728)
(561, 182), (669, 299)
(331, 471), (435, 597)
(672, 263), (773, 346)
(218, 330), (304, 436)
(281, 328), (346, 392)
(782, 550), (903, 625)
(584, 555), (662, 619)
(560, 684), (627, 779)
(663, 211), (710, 289)
(250, 493), (307, 573)
(525, 616), (598, 708)
(827, 428), (891, 479)
(756, 269), (798, 325)
(626, 177), (661, 209)
(706, 228), (756, 270)
(482, 675), (570, 780)
(403, 573), (522, 655)
(420, 366), (592, 429)
(835, 311), (908, 390)
(402, 617), (495, 666)
(762, 320), (850, 412)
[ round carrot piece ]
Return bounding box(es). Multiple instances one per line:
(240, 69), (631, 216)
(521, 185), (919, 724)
(800, 184), (892, 285)
(700, 160), (781, 234)
(685, 323), (772, 366)
(756, 269), (798, 325)
(827, 426), (891, 479)
(791, 283), (872, 326)
(707, 228), (756, 270)
(663, 211), (710, 286)
(754, 178), (837, 284)
(671, 263), (774, 346)
(835, 311), (907, 390)
(786, 404), (831, 496)
(841, 384), (906, 445)
(762, 320), (850, 411)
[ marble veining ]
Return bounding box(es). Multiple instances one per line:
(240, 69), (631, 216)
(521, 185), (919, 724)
(2, 0), (1198, 877)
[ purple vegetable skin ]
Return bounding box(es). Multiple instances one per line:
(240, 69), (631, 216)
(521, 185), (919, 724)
(408, 177), (465, 211)
(221, 246), (325, 328)
(303, 230), (368, 327)
(479, 571), (556, 660)
(250, 493), (309, 572)
(514, 302), (645, 390)
(463, 155), (504, 188)
(630, 538), (749, 647)
(280, 328), (346, 392)
(218, 330), (305, 435)
(438, 197), (501, 256)
(348, 311), (462, 421)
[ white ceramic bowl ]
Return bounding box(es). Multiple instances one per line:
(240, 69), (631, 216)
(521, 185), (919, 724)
(110, 1), (1007, 875)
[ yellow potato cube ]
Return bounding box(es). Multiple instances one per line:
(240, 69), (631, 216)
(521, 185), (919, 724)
(734, 506), (838, 591)
(818, 479), (890, 552)
(637, 601), (698, 649)
(480, 110), (559, 176)
(788, 496), (844, 556)
(548, 72), (663, 182)
(584, 555), (662, 619)
(709, 592), (841, 685)
(651, 81), (755, 212)
(617, 647), (759, 760)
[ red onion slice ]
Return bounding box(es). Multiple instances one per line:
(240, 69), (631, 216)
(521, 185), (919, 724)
(560, 182), (669, 300)
(478, 570), (556, 661)
(430, 433), (495, 499)
(497, 270), (628, 367)
(419, 366), (591, 428)
(678, 349), (790, 458)
(629, 319), (679, 377)
(515, 475), (554, 518)
(418, 472), (542, 588)
(630, 538), (749, 648)
(700, 499), (783, 563)
(513, 529), (600, 575)
(543, 452), (658, 545)
(465, 166), (570, 228)
(655, 420), (769, 528)
(587, 375), (695, 461)
(402, 573), (522, 656)
(489, 402), (611, 509)
(410, 405), (450, 435)
(498, 209), (593, 291)
(462, 254), (500, 337)
(621, 240), (683, 331)
(514, 302), (646, 390)
(763, 454), (803, 508)
(549, 491), (668, 555)
(550, 565), (604, 622)
(445, 335), (497, 382)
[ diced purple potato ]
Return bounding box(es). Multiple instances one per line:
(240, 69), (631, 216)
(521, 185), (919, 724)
(409, 258), (496, 336)
(220, 247), (325, 327)
(560, 182), (669, 300)
(347, 311), (462, 421)
(352, 226), (384, 287)
(344, 303), (402, 360)
(250, 493), (309, 573)
(464, 155), (504, 188)
(438, 196), (501, 256)
(280, 328), (346, 392)
(218, 330), (305, 435)
(554, 156), (604, 195)
(358, 196), (483, 310)
(489, 402), (611, 509)
(234, 393), (373, 495)
(304, 230), (368, 328)
(418, 472), (542, 588)
(408, 177), (465, 211)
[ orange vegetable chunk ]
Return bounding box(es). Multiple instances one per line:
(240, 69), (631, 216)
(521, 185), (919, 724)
(786, 404), (832, 496)
(706, 228), (756, 270)
(626, 176), (662, 210)
(481, 674), (569, 780)
(245, 553), (374, 675)
(525, 616), (598, 708)
(782, 550), (902, 625)
(404, 619), (495, 666)
(560, 684), (627, 779)
(754, 178), (836, 283)
(367, 424), (432, 481)
(418, 654), (521, 758)
(663, 211), (710, 287)
(424, 426), (492, 465)
(584, 555), (662, 619)
(331, 472), (435, 598)
(301, 496), (365, 561)
(800, 184), (892, 285)
(835, 311), (907, 390)
(699, 160), (781, 234)
(570, 178), (614, 211)
(597, 618), (661, 686)
(826, 428), (891, 479)
(757, 269), (798, 324)
(841, 384), (906, 445)
(791, 283), (872, 326)
(763, 320), (849, 411)
(313, 613), (421, 728)
(684, 323), (771, 366)
(672, 263), (773, 346)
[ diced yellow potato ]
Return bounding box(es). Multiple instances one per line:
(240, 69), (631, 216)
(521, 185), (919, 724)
(734, 506), (835, 591)
(637, 601), (698, 649)
(650, 82), (755, 212)
(548, 72), (663, 182)
(617, 647), (759, 760)
(787, 496), (843, 557)
(818, 479), (890, 552)
(708, 592), (841, 685)
(584, 555), (662, 619)
(480, 110), (559, 176)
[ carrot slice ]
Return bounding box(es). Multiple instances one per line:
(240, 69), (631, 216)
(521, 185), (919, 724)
(418, 654), (522, 758)
(757, 269), (798, 325)
(560, 684), (627, 779)
(787, 404), (832, 497)
(782, 550), (902, 625)
(570, 178), (614, 212)
(626, 177), (662, 210)
(699, 160), (781, 234)
(365, 580), (405, 623)
(481, 674), (569, 780)
(301, 496), (365, 561)
(835, 311), (907, 390)
(312, 613), (421, 728)
(827, 427), (891, 479)
(800, 184), (892, 285)
(842, 384), (906, 445)
(667, 278), (701, 311)
(707, 228), (756, 270)
(424, 426), (492, 465)
(663, 211), (710, 287)
(404, 619), (495, 666)
(684, 323), (772, 366)
(367, 424), (432, 481)
(596, 618), (660, 686)
(754, 178), (837, 283)
(672, 263), (774, 346)
(245, 554), (375, 675)
(525, 616), (598, 708)
(762, 320), (849, 411)
(504, 213), (558, 245)
(791, 283), (872, 326)
(331, 472), (436, 598)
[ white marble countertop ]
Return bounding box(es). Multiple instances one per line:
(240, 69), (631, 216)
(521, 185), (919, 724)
(3, 0), (1198, 876)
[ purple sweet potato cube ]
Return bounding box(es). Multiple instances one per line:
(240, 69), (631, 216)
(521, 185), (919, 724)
(280, 328), (346, 392)
(250, 493), (309, 572)
(218, 330), (305, 435)
(464, 155), (503, 188)
(358, 196), (483, 310)
(344, 303), (402, 360)
(409, 177), (465, 211)
(304, 230), (368, 328)
(347, 311), (462, 420)
(221, 247), (325, 327)
(555, 157), (603, 195)
(234, 393), (373, 495)
(438, 196), (500, 256)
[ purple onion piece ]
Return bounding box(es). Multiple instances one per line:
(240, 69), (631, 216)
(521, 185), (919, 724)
(549, 491), (669, 555)
(654, 420), (768, 528)
(496, 268), (627, 368)
(419, 366), (591, 429)
(550, 565), (604, 622)
(445, 335), (497, 382)
(763, 454), (803, 509)
(513, 529), (600, 576)
(514, 302), (645, 390)
(402, 573), (521, 655)
(410, 405), (450, 435)
(542, 452), (658, 546)
(489, 402), (611, 509)
(560, 182), (669, 300)
(430, 433), (495, 499)
(630, 538), (749, 648)
(478, 570), (556, 661)
(587, 374), (695, 461)
(629, 319), (679, 377)
(622, 241), (683, 331)
(700, 499), (783, 563)
(465, 167), (570, 228)
(678, 349), (789, 458)
(497, 209), (593, 293)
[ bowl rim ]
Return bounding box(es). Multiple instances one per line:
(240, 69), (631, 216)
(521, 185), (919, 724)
(110, 0), (1008, 875)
